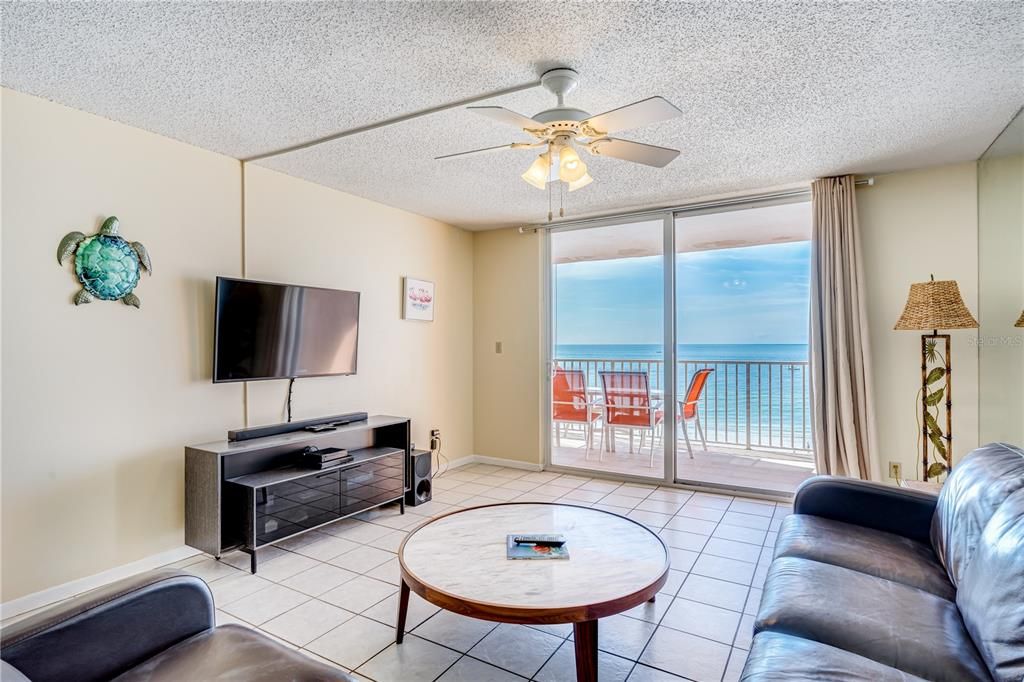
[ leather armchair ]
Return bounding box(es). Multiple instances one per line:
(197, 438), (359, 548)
(1, 569), (354, 682)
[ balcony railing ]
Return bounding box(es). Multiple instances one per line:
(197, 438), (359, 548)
(553, 357), (812, 455)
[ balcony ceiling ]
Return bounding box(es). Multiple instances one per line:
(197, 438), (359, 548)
(3, 2), (1021, 230)
(551, 202), (812, 264)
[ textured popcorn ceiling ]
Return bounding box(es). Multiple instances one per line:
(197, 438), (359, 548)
(3, 2), (1022, 229)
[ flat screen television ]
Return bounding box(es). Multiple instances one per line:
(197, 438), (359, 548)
(213, 277), (360, 383)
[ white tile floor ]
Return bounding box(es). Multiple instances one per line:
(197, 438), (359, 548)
(156, 464), (790, 680)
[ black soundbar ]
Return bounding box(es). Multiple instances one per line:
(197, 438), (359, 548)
(228, 412), (369, 442)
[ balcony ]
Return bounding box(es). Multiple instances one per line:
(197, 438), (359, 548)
(551, 357), (816, 494)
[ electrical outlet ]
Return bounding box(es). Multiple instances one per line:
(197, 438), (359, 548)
(430, 428), (441, 451)
(888, 462), (902, 479)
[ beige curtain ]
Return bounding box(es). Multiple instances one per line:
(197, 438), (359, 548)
(809, 176), (879, 480)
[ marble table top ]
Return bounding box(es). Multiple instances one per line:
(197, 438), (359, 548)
(399, 503), (669, 613)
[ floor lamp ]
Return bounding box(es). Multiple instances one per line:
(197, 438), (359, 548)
(894, 276), (978, 481)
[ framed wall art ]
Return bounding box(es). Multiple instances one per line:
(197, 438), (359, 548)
(403, 277), (435, 321)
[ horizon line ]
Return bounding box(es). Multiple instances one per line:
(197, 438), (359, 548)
(556, 342), (809, 345)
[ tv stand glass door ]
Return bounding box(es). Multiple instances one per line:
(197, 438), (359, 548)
(226, 447), (405, 573)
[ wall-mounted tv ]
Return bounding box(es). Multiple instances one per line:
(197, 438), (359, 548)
(213, 277), (360, 383)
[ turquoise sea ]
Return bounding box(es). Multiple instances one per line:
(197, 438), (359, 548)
(554, 343), (811, 450)
(555, 343), (808, 363)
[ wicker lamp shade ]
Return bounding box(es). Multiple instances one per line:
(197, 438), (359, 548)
(894, 279), (979, 331)
(1016, 310), (1024, 328)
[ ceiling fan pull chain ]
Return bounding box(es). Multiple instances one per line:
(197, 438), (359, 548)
(560, 180), (565, 218)
(547, 180), (553, 222)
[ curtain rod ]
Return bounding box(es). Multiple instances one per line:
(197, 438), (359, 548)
(243, 80), (542, 163)
(517, 177), (875, 233)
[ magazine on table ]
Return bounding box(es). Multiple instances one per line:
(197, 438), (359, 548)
(506, 534), (569, 560)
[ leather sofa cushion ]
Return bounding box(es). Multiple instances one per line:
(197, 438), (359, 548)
(755, 557), (991, 682)
(956, 487), (1024, 682)
(112, 624), (354, 682)
(740, 631), (929, 681)
(774, 514), (954, 600)
(931, 443), (1024, 587)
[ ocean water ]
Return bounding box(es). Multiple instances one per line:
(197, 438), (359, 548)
(553, 343), (811, 450)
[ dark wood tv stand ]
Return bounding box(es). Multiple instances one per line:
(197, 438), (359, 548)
(185, 415), (410, 573)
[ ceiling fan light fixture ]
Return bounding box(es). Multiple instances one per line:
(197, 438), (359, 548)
(557, 145), (587, 182)
(521, 152), (551, 190)
(567, 171), (593, 192)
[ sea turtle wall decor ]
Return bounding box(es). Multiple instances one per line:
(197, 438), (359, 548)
(57, 216), (152, 307)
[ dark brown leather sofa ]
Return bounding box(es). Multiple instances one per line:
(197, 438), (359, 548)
(741, 442), (1024, 681)
(0, 570), (354, 681)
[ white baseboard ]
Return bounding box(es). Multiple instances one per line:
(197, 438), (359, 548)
(445, 454), (543, 472)
(1, 545), (200, 622)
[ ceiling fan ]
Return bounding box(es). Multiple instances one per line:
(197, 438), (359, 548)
(436, 68), (683, 194)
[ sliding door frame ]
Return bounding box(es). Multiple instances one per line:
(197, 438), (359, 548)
(668, 196), (813, 497)
(540, 191), (814, 499)
(660, 213), (678, 487)
(542, 212), (678, 487)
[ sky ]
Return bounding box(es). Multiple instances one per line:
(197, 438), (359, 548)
(554, 241), (811, 346)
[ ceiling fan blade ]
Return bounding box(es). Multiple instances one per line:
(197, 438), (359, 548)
(588, 138), (680, 168)
(468, 106), (544, 131)
(581, 97), (682, 136)
(435, 142), (537, 161)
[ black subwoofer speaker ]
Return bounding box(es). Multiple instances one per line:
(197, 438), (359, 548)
(405, 449), (432, 506)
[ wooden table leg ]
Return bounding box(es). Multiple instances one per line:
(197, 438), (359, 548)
(573, 619), (598, 682)
(395, 579), (410, 644)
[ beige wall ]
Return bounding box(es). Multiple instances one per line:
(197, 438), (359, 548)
(1, 90), (473, 602)
(977, 152), (1024, 445)
(242, 165), (474, 461)
(472, 228), (543, 465)
(858, 162), (980, 481)
(1, 88), (243, 600)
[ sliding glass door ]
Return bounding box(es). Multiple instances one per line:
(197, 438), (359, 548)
(547, 219), (669, 480)
(673, 204), (815, 494)
(544, 200), (815, 495)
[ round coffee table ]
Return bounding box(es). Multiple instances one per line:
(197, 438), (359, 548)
(396, 502), (670, 681)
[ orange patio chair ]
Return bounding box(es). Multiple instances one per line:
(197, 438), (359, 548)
(678, 368), (714, 458)
(599, 370), (663, 467)
(552, 367), (600, 454)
